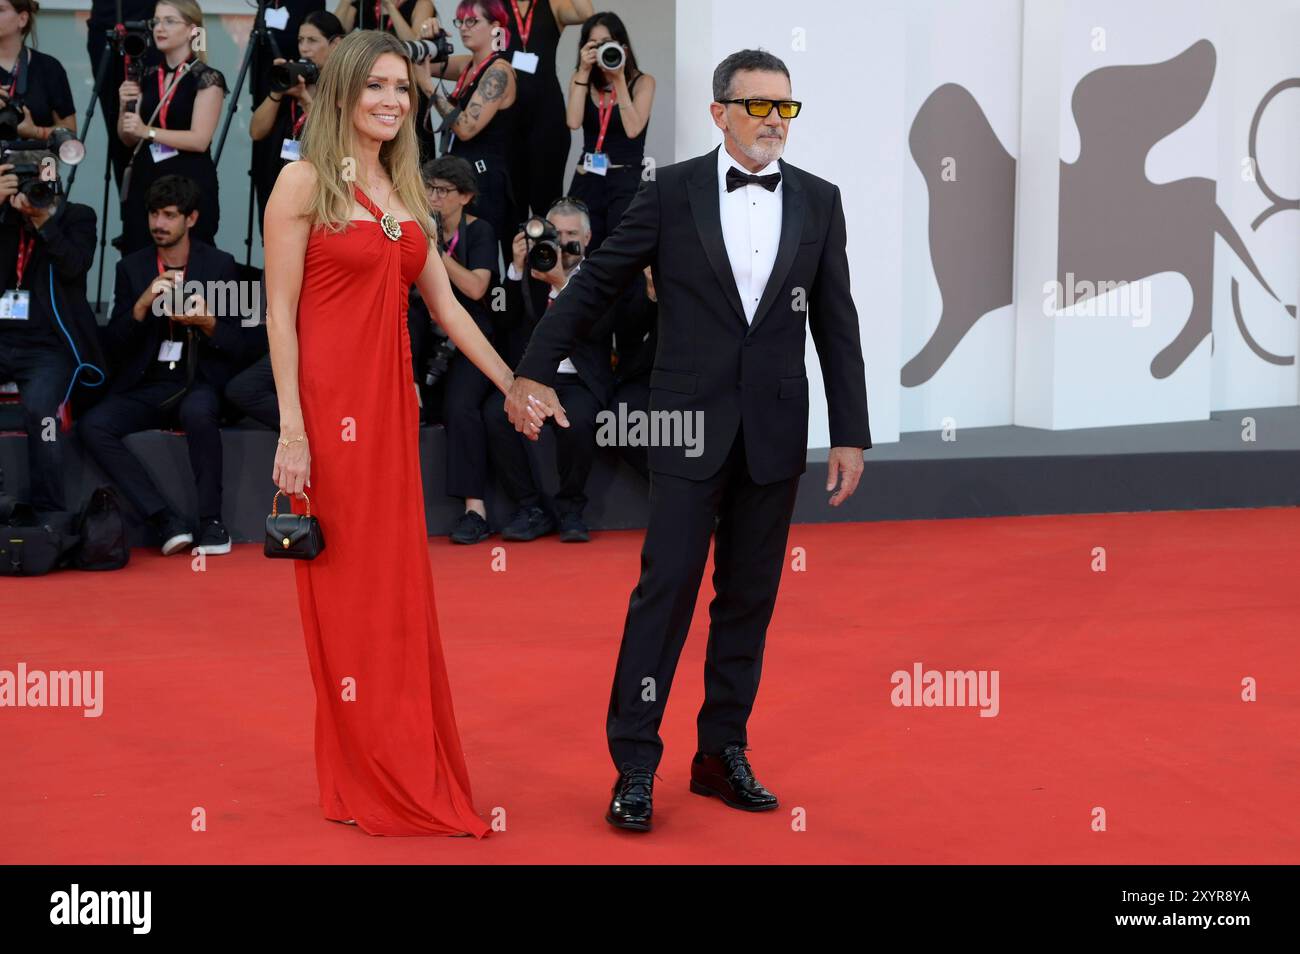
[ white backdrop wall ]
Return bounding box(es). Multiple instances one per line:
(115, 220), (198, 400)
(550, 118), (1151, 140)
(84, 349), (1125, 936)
(679, 0), (1300, 445)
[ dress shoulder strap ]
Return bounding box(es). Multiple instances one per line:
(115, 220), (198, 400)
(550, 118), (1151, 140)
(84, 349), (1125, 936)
(353, 186), (383, 220)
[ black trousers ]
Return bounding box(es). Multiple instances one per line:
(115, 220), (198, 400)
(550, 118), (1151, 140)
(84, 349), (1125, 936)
(224, 352), (279, 430)
(441, 350), (494, 500)
(78, 379), (224, 522)
(608, 424), (801, 772)
(0, 337), (75, 513)
(481, 371), (602, 515)
(568, 164), (642, 256)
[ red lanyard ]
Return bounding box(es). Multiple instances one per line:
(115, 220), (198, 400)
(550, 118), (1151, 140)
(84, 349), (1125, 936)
(290, 100), (306, 138)
(594, 88), (617, 154)
(156, 61), (190, 130)
(510, 0), (535, 49)
(452, 54), (496, 102)
(445, 229), (460, 258)
(13, 232), (34, 288)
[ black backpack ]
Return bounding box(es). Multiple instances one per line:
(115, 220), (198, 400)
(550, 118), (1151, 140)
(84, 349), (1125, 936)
(72, 487), (130, 571)
(0, 495), (78, 576)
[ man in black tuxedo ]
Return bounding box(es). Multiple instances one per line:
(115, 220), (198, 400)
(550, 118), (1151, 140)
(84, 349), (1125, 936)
(506, 50), (870, 831)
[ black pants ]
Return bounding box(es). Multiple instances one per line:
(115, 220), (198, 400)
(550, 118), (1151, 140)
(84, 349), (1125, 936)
(224, 353), (279, 430)
(440, 349), (495, 500)
(568, 164), (642, 255)
(78, 380), (225, 522)
(482, 371), (602, 516)
(0, 337), (75, 513)
(608, 424), (801, 771)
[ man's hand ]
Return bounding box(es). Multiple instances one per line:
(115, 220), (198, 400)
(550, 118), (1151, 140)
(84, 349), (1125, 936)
(510, 230), (527, 275)
(505, 375), (569, 441)
(533, 256), (567, 289)
(826, 446), (865, 507)
(0, 163), (17, 202)
(172, 294), (216, 334)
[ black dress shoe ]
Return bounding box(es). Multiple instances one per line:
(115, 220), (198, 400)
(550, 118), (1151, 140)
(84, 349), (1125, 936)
(501, 505), (556, 542)
(689, 743), (779, 811)
(606, 766), (656, 831)
(558, 511), (590, 542)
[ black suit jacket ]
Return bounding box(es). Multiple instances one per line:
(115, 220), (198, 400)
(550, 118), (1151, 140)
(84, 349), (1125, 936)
(0, 201), (110, 415)
(506, 267), (616, 407)
(516, 145), (871, 483)
(105, 239), (247, 395)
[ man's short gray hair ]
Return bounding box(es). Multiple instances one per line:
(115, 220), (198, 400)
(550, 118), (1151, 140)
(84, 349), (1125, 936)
(712, 49), (791, 102)
(547, 196), (592, 235)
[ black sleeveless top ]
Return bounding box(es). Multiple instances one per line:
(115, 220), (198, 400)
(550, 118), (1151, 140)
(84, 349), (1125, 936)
(581, 74), (647, 166)
(503, 0), (564, 110)
(446, 53), (515, 163)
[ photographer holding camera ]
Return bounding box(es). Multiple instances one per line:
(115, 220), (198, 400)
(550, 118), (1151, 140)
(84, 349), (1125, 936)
(249, 10), (343, 229)
(0, 154), (106, 517)
(116, 0), (227, 255)
(409, 156), (499, 544)
(79, 175), (245, 557)
(567, 12), (653, 254)
(0, 1), (77, 144)
(481, 196), (612, 542)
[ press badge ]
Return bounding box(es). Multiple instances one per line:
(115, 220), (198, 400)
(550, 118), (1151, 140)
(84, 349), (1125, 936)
(280, 139), (301, 161)
(583, 152), (609, 176)
(264, 5), (290, 30)
(511, 51), (539, 73)
(158, 339), (183, 362)
(0, 290), (30, 320)
(150, 142), (179, 163)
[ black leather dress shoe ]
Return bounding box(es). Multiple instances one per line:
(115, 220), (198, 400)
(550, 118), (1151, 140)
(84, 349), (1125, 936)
(606, 766), (656, 831)
(689, 743), (779, 811)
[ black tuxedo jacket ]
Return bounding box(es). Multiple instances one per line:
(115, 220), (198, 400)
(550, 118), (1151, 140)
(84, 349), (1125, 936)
(516, 145), (871, 483)
(504, 270), (616, 406)
(105, 239), (247, 395)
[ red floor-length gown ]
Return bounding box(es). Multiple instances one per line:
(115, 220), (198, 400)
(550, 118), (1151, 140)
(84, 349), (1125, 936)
(288, 186), (490, 837)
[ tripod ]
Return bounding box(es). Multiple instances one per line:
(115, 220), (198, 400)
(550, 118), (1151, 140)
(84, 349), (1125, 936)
(66, 2), (144, 314)
(213, 0), (282, 266)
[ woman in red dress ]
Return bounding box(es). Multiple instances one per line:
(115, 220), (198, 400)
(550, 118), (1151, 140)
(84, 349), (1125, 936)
(262, 30), (552, 837)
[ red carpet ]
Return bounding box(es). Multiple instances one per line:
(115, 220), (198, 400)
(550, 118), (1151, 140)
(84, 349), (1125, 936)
(3, 507), (1297, 864)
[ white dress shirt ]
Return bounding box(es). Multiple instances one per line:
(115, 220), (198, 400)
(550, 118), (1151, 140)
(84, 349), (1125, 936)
(717, 145), (783, 324)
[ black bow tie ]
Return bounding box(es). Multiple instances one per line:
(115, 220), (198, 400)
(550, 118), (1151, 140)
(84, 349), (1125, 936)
(725, 166), (781, 193)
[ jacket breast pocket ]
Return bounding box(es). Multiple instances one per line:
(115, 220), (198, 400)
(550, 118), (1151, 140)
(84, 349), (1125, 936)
(779, 375), (808, 399)
(650, 369), (698, 394)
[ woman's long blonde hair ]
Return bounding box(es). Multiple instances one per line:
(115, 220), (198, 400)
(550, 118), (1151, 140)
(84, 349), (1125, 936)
(299, 30), (432, 238)
(156, 0), (207, 65)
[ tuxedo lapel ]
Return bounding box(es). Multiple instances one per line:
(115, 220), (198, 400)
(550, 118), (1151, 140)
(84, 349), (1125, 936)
(686, 147), (748, 330)
(748, 159), (805, 336)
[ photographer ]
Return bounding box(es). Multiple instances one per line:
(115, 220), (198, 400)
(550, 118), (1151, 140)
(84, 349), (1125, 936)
(409, 156), (498, 544)
(482, 196), (613, 542)
(79, 175), (245, 557)
(249, 9), (343, 229)
(566, 12), (653, 253)
(0, 161), (106, 516)
(88, 1), (156, 189)
(116, 0), (227, 255)
(420, 2), (517, 264)
(0, 1), (77, 143)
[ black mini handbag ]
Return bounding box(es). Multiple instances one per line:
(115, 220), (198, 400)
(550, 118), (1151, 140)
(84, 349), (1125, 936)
(264, 490), (325, 560)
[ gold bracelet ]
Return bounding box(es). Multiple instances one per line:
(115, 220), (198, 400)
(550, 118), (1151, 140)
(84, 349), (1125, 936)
(278, 435), (305, 447)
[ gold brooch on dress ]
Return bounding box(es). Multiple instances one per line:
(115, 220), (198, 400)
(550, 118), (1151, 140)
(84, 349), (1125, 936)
(379, 211), (403, 242)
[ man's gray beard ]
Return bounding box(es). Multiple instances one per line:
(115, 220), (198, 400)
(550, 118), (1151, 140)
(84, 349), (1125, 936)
(739, 135), (784, 165)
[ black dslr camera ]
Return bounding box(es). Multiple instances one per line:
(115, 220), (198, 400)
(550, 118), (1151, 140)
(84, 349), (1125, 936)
(1, 132), (86, 209)
(112, 20), (153, 84)
(521, 216), (581, 273)
(270, 60), (319, 94)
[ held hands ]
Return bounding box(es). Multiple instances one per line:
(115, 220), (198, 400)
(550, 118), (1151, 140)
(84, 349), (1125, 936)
(505, 376), (569, 441)
(826, 447), (865, 507)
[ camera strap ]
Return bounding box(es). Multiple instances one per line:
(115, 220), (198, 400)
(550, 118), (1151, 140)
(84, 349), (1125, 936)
(3, 46), (29, 99)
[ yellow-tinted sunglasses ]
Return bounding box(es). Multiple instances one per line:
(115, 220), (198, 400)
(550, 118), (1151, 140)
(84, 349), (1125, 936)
(718, 98), (802, 119)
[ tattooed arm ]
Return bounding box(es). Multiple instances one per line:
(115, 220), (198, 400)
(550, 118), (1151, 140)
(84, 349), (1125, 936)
(436, 60), (515, 141)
